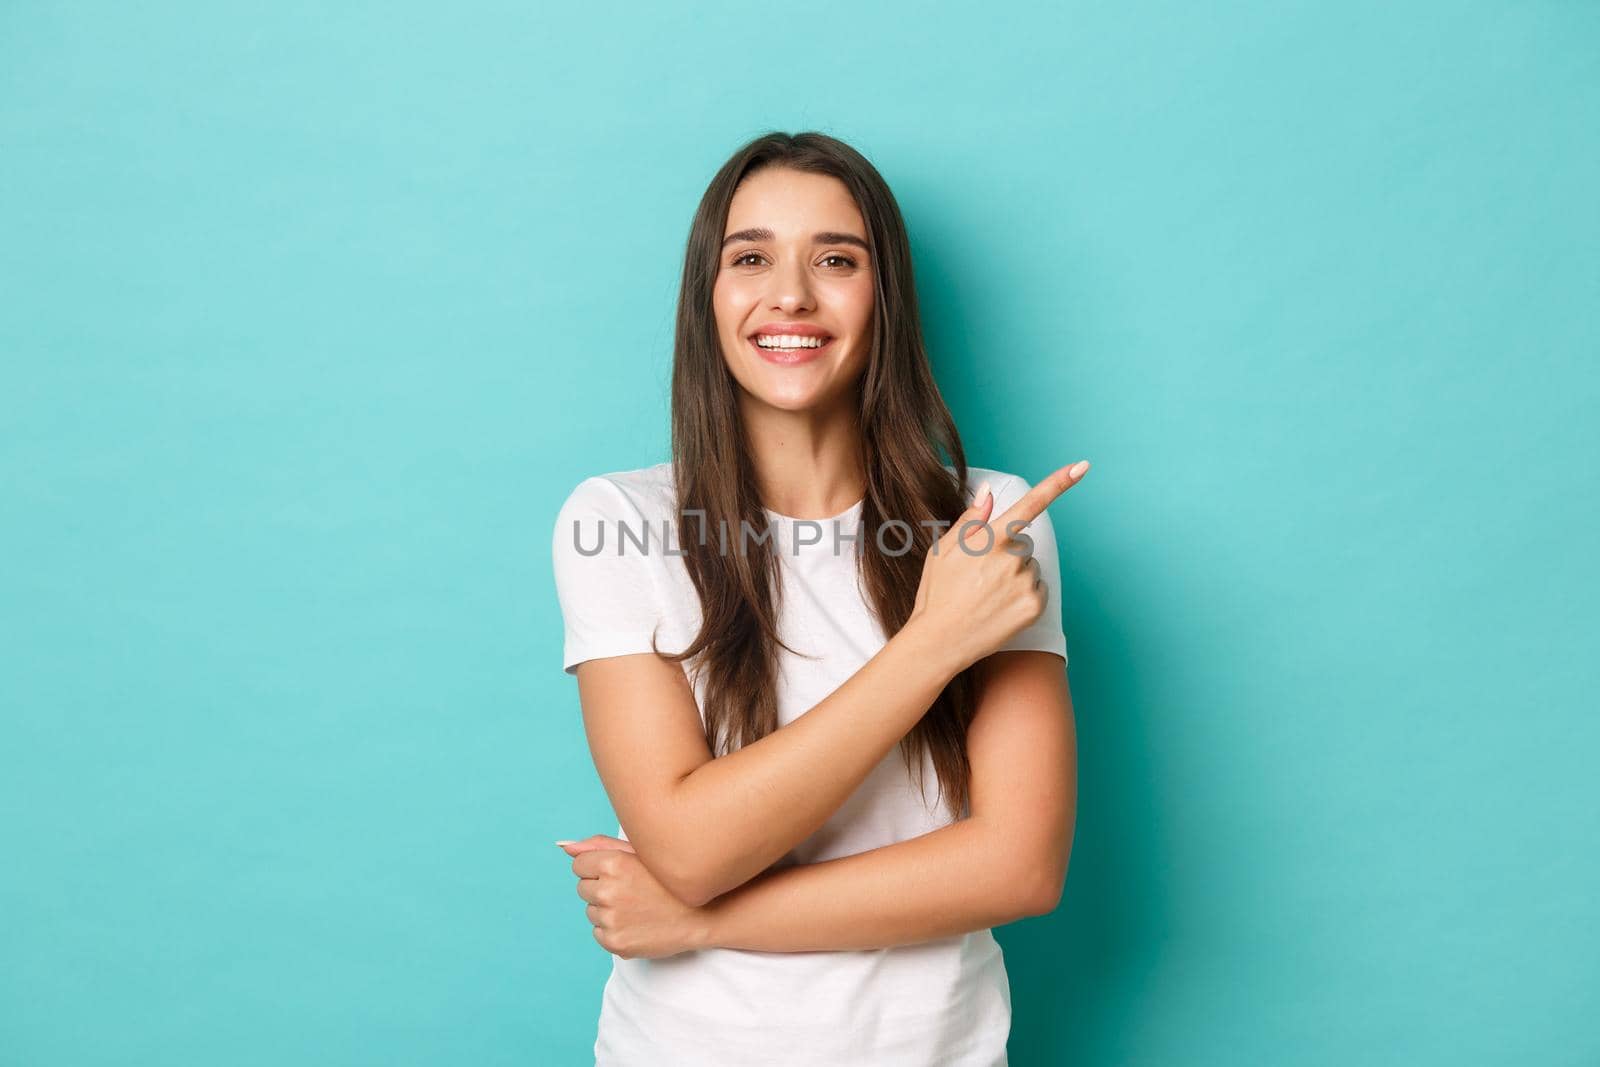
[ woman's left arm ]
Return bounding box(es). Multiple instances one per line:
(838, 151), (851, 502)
(566, 650), (1076, 955)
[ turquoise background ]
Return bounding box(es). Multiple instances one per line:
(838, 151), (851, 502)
(3, 2), (1596, 1064)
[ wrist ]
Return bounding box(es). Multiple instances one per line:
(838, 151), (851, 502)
(895, 611), (970, 684)
(688, 901), (722, 951)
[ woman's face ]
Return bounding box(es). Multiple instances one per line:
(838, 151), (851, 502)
(712, 167), (875, 416)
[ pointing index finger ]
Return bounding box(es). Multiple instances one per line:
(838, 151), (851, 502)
(992, 461), (1089, 533)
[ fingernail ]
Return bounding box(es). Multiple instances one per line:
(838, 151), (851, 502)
(973, 480), (991, 506)
(555, 840), (576, 847)
(1070, 461), (1089, 478)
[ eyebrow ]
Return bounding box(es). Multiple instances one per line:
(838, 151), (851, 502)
(721, 227), (870, 252)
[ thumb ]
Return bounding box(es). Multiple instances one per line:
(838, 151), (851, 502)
(557, 834), (636, 855)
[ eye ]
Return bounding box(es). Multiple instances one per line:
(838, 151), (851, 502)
(728, 251), (859, 269)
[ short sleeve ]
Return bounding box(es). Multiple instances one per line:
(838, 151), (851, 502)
(551, 476), (671, 675)
(988, 473), (1069, 664)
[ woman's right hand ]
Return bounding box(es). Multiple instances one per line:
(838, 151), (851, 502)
(906, 460), (1090, 675)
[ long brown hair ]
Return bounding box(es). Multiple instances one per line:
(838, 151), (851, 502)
(652, 130), (980, 821)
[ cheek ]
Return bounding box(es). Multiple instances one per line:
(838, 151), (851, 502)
(712, 278), (752, 335)
(842, 285), (875, 338)
(710, 282), (730, 328)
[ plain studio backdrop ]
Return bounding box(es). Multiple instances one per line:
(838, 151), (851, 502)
(2, 3), (1596, 1065)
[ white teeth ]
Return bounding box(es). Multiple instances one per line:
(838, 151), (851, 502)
(755, 334), (828, 349)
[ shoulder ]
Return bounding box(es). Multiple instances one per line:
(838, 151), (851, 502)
(552, 462), (679, 565)
(944, 463), (1032, 508)
(550, 466), (685, 673)
(551, 463), (679, 597)
(555, 462), (677, 525)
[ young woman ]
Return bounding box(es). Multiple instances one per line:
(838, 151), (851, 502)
(551, 130), (1089, 1066)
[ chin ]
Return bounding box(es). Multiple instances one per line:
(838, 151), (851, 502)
(750, 386), (832, 413)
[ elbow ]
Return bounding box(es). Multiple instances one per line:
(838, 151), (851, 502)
(650, 846), (721, 909)
(674, 864), (749, 909)
(672, 879), (717, 910)
(1019, 826), (1075, 917)
(662, 852), (768, 909)
(654, 859), (716, 909)
(635, 793), (737, 908)
(1019, 861), (1068, 918)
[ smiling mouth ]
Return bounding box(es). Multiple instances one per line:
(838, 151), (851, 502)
(749, 332), (835, 348)
(747, 335), (836, 364)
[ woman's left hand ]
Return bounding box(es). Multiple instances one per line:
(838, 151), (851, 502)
(559, 834), (709, 959)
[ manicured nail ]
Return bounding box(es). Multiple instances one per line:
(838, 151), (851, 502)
(1069, 461), (1089, 478)
(973, 480), (991, 506)
(555, 839), (576, 847)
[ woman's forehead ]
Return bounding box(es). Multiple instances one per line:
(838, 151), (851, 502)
(726, 169), (864, 234)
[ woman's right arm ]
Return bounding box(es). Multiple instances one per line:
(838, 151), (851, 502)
(566, 462), (1086, 908)
(574, 609), (964, 908)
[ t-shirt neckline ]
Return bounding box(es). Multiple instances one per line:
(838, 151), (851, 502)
(761, 497), (866, 525)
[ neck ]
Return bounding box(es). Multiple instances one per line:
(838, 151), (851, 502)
(739, 393), (866, 520)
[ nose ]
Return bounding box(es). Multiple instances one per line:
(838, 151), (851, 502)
(766, 252), (815, 314)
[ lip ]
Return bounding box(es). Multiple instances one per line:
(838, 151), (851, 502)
(748, 335), (835, 366)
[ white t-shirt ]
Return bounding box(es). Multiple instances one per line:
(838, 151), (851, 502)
(551, 461), (1068, 1066)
